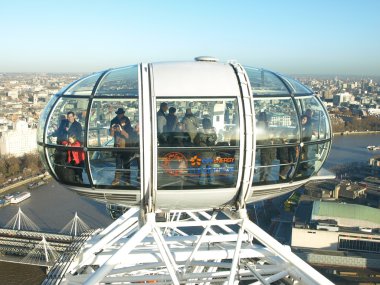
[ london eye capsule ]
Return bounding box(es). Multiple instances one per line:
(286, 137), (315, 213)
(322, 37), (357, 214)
(37, 58), (332, 212)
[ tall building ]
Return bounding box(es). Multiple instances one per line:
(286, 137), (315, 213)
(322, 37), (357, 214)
(0, 120), (37, 157)
(7, 90), (18, 100)
(333, 92), (353, 106)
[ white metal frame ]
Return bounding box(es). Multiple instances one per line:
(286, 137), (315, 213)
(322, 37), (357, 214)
(42, 60), (335, 284)
(57, 207), (333, 285)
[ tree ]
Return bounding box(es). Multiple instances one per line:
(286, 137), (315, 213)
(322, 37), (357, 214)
(0, 159), (7, 177)
(6, 156), (21, 177)
(23, 153), (41, 174)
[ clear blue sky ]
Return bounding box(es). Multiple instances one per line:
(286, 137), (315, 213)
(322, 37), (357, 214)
(1, 0), (379, 75)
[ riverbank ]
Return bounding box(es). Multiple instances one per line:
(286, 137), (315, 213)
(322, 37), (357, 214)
(324, 133), (380, 170)
(0, 173), (51, 195)
(333, 130), (380, 136)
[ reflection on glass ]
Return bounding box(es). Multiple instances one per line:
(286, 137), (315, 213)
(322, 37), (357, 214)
(282, 76), (313, 95)
(95, 66), (138, 96)
(89, 150), (140, 188)
(254, 98), (299, 145)
(46, 147), (90, 186)
(253, 145), (298, 185)
(297, 97), (330, 141)
(277, 145), (298, 181)
(64, 73), (102, 96)
(156, 97), (240, 190)
(156, 98), (240, 147)
(244, 67), (290, 96)
(37, 145), (49, 172)
(37, 94), (59, 143)
(46, 98), (88, 145)
(314, 142), (330, 173)
(88, 99), (139, 147)
(257, 143), (276, 183)
(296, 142), (329, 179)
(158, 149), (239, 189)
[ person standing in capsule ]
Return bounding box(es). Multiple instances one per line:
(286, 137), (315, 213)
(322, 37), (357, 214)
(194, 118), (217, 186)
(110, 108), (134, 186)
(62, 134), (85, 184)
(157, 102), (168, 144)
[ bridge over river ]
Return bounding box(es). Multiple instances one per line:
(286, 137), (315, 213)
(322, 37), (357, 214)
(0, 206), (98, 268)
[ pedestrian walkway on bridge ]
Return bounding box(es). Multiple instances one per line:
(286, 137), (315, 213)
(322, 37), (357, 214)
(0, 208), (92, 267)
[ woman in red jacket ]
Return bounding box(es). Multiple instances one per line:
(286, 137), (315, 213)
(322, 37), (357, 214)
(62, 135), (85, 183)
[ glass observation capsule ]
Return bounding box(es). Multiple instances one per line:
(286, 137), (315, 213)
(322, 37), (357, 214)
(37, 58), (332, 211)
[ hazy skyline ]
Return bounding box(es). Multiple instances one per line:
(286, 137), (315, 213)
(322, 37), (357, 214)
(1, 0), (379, 76)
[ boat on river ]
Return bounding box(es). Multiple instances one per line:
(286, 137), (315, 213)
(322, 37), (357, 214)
(10, 191), (31, 204)
(28, 180), (47, 189)
(367, 145), (380, 150)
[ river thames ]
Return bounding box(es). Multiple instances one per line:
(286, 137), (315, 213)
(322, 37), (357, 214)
(0, 134), (379, 284)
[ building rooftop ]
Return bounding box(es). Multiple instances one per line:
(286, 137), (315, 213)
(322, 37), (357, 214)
(312, 201), (380, 227)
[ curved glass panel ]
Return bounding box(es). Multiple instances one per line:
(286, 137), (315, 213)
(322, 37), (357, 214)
(46, 98), (88, 145)
(37, 94), (59, 143)
(295, 141), (330, 180)
(244, 67), (290, 96)
(37, 145), (49, 173)
(87, 95), (140, 188)
(46, 146), (90, 186)
(63, 73), (102, 96)
(252, 145), (298, 185)
(88, 99), (139, 147)
(156, 98), (240, 189)
(56, 84), (72, 95)
(313, 141), (330, 174)
(282, 76), (313, 95)
(297, 97), (331, 142)
(89, 149), (140, 189)
(95, 66), (138, 96)
(254, 98), (299, 145)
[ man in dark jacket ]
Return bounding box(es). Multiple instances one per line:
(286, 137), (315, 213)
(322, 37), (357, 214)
(157, 102), (168, 134)
(166, 107), (178, 132)
(66, 111), (83, 142)
(110, 108), (134, 186)
(110, 108), (134, 142)
(53, 112), (83, 144)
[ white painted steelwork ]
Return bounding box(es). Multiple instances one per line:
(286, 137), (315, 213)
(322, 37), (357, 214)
(53, 208), (334, 285)
(38, 58), (334, 284)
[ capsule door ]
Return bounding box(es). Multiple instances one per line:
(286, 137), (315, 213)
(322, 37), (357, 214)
(149, 62), (244, 211)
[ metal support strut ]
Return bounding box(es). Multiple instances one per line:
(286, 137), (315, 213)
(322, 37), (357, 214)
(49, 207), (334, 285)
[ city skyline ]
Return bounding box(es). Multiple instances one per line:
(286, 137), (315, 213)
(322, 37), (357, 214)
(0, 0), (380, 76)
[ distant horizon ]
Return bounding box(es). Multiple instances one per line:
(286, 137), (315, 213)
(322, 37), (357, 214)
(1, 69), (380, 80)
(1, 1), (380, 76)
